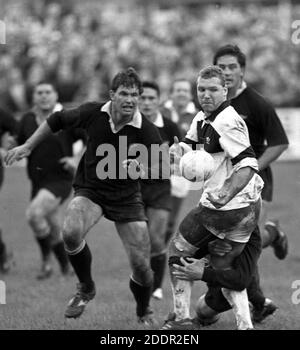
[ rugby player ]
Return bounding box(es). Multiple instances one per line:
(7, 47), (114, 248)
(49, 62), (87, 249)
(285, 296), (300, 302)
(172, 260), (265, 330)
(171, 227), (262, 329)
(16, 82), (80, 279)
(5, 68), (163, 326)
(139, 81), (181, 301)
(214, 44), (288, 322)
(161, 66), (263, 330)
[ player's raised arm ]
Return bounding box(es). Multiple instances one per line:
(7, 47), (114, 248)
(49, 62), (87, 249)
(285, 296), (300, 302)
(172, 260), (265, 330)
(4, 120), (52, 166)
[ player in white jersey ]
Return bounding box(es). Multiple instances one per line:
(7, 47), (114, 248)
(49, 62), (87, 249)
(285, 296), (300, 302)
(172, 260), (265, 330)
(161, 66), (263, 330)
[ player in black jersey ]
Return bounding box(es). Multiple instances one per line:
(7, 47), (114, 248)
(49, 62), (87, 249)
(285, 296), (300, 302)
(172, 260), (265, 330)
(0, 107), (17, 273)
(139, 81), (181, 301)
(213, 44), (289, 322)
(5, 68), (163, 326)
(17, 82), (79, 279)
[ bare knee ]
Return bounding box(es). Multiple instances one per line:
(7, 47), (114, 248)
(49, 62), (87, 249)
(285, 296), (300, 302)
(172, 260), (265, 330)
(62, 215), (84, 251)
(26, 207), (49, 237)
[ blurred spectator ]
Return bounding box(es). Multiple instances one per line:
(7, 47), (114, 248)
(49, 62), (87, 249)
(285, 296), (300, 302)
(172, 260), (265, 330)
(0, 0), (299, 109)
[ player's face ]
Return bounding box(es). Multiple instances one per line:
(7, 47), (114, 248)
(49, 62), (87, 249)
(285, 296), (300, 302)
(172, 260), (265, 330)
(171, 81), (192, 108)
(215, 55), (244, 91)
(197, 77), (227, 115)
(110, 85), (140, 118)
(33, 84), (58, 112)
(139, 87), (159, 119)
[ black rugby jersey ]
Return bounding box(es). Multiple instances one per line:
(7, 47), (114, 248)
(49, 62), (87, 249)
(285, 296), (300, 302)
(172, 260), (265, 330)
(230, 86), (289, 158)
(18, 111), (83, 186)
(47, 102), (163, 196)
(142, 113), (181, 187)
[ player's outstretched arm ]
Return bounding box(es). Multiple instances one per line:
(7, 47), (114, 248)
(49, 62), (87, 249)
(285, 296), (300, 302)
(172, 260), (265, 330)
(4, 120), (52, 166)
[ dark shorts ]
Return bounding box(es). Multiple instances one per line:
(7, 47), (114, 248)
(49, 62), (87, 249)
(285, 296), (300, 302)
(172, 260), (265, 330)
(205, 286), (232, 313)
(73, 186), (147, 223)
(258, 167), (273, 202)
(141, 180), (171, 211)
(179, 201), (261, 245)
(31, 180), (73, 203)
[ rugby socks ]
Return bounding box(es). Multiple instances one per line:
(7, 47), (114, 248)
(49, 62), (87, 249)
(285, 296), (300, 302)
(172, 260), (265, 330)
(171, 277), (193, 320)
(222, 288), (253, 330)
(169, 259), (193, 320)
(36, 235), (52, 262)
(151, 253), (167, 291)
(67, 240), (94, 292)
(247, 266), (265, 310)
(52, 241), (69, 273)
(129, 277), (152, 317)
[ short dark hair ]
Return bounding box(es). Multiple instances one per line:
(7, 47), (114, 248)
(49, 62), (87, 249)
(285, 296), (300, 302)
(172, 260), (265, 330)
(213, 44), (246, 68)
(197, 66), (226, 87)
(34, 81), (57, 92)
(142, 81), (160, 97)
(111, 67), (143, 94)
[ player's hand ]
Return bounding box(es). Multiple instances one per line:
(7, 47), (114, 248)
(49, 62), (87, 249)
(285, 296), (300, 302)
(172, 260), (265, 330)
(4, 144), (31, 166)
(206, 191), (228, 209)
(208, 239), (232, 257)
(59, 157), (77, 175)
(122, 159), (145, 178)
(170, 137), (183, 175)
(169, 136), (183, 162)
(172, 257), (206, 281)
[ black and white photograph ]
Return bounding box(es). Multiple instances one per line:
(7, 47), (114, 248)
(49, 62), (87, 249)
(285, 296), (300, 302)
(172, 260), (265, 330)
(0, 0), (300, 335)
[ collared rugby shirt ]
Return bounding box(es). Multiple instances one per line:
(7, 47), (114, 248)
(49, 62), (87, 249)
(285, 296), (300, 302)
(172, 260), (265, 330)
(183, 101), (264, 210)
(18, 110), (85, 187)
(47, 101), (163, 197)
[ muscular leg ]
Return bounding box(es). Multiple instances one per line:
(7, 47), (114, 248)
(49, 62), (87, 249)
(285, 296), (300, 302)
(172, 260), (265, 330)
(115, 221), (153, 319)
(208, 240), (253, 330)
(63, 196), (103, 290)
(147, 207), (169, 295)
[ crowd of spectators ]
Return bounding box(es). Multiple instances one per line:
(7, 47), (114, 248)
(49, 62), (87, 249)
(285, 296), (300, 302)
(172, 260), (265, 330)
(0, 0), (300, 118)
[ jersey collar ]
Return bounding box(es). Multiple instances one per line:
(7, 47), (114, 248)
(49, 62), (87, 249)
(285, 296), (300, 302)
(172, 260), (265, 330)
(153, 111), (164, 128)
(232, 81), (247, 99)
(101, 101), (142, 133)
(204, 100), (230, 122)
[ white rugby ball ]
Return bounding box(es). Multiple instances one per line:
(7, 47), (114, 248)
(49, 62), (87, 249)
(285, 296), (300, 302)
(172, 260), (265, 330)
(179, 149), (215, 182)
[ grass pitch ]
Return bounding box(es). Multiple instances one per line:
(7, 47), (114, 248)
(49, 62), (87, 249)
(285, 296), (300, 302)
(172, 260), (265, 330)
(0, 162), (300, 330)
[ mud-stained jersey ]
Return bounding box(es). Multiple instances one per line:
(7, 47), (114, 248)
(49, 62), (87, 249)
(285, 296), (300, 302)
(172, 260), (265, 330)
(183, 101), (264, 210)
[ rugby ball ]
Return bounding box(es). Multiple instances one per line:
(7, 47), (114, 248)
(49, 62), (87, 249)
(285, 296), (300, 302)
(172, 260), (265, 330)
(179, 149), (215, 182)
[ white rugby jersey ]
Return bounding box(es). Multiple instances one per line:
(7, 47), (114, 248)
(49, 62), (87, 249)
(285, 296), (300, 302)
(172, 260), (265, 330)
(184, 101), (264, 210)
